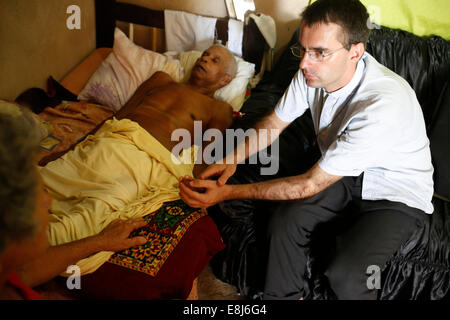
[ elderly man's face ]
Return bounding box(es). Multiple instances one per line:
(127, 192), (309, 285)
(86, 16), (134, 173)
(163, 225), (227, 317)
(190, 46), (232, 89)
(299, 22), (356, 93)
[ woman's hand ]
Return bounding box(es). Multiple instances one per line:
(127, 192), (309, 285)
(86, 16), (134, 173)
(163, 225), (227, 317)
(95, 218), (148, 252)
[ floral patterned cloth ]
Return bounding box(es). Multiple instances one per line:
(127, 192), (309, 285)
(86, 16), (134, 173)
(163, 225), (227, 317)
(108, 200), (207, 276)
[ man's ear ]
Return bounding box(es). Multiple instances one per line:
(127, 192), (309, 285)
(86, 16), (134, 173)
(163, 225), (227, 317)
(220, 74), (232, 87)
(350, 43), (365, 62)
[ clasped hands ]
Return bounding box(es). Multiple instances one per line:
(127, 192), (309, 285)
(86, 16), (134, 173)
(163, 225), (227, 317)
(179, 163), (237, 208)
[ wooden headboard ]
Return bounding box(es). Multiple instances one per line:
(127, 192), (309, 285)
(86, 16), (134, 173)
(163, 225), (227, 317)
(94, 0), (267, 73)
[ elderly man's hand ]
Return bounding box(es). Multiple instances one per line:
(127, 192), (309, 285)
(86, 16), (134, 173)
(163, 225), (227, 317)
(179, 176), (231, 208)
(197, 163), (237, 186)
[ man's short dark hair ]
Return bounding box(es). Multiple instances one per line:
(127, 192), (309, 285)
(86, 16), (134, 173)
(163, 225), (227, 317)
(301, 0), (371, 48)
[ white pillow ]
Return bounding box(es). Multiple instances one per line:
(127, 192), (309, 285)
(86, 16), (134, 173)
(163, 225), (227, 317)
(78, 27), (254, 112)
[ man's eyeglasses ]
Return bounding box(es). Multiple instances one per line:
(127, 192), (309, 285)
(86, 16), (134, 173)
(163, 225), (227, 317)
(290, 43), (348, 62)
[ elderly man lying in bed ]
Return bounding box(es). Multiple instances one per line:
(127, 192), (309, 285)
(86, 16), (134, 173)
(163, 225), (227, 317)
(31, 45), (237, 279)
(116, 45), (237, 170)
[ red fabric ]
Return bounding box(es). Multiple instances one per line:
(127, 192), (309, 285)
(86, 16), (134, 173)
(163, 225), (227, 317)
(7, 272), (45, 300)
(80, 215), (225, 299)
(232, 111), (245, 120)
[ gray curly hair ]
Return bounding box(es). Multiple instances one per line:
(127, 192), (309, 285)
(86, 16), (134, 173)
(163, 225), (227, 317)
(211, 44), (238, 79)
(0, 100), (42, 254)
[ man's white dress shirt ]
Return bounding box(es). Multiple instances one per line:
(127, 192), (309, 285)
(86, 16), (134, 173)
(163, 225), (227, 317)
(274, 53), (434, 213)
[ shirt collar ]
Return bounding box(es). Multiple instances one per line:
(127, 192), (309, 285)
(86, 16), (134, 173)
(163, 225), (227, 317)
(325, 53), (366, 99)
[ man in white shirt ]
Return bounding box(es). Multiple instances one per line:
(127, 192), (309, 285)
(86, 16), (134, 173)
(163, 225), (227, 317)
(179, 0), (433, 299)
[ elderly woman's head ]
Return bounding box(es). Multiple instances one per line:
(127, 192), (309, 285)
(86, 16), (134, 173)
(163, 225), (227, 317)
(0, 100), (51, 280)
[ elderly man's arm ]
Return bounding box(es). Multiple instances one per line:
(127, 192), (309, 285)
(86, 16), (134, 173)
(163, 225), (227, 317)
(193, 101), (234, 178)
(17, 218), (147, 288)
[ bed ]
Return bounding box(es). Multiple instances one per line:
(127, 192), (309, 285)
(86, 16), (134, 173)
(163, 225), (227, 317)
(28, 0), (271, 300)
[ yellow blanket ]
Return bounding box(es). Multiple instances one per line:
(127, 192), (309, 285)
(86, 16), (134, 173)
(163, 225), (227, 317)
(39, 118), (196, 275)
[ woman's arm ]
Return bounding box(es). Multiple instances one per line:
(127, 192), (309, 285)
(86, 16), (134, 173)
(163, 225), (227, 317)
(18, 218), (147, 288)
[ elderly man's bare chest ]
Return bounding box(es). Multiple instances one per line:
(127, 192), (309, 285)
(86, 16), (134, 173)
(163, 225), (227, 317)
(142, 84), (213, 122)
(126, 83), (214, 150)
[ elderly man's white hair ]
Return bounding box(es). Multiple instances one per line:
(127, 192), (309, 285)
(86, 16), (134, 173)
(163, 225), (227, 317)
(210, 44), (238, 79)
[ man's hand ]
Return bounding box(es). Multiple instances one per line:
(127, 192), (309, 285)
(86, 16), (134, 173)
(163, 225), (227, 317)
(95, 218), (148, 252)
(179, 176), (231, 208)
(198, 163), (237, 186)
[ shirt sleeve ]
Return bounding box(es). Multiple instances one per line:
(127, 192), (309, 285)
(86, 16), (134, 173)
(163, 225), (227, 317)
(274, 70), (309, 123)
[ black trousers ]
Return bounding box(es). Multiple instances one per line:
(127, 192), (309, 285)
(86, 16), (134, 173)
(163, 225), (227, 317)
(263, 174), (428, 300)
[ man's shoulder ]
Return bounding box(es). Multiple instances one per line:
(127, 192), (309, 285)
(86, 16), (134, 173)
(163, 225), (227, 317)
(143, 72), (195, 95)
(351, 55), (423, 127)
(208, 98), (233, 129)
(211, 96), (232, 107)
(361, 54), (416, 106)
(150, 71), (176, 83)
(143, 71), (178, 91)
(215, 98), (234, 114)
(363, 53), (412, 92)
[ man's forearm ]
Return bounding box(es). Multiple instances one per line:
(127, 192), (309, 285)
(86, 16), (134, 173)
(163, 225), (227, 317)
(224, 164), (342, 202)
(223, 112), (287, 165)
(225, 175), (317, 201)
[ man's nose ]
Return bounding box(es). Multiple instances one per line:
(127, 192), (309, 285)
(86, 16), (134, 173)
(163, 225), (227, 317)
(299, 53), (311, 70)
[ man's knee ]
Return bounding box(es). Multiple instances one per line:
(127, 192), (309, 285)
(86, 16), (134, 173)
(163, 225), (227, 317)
(267, 202), (318, 243)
